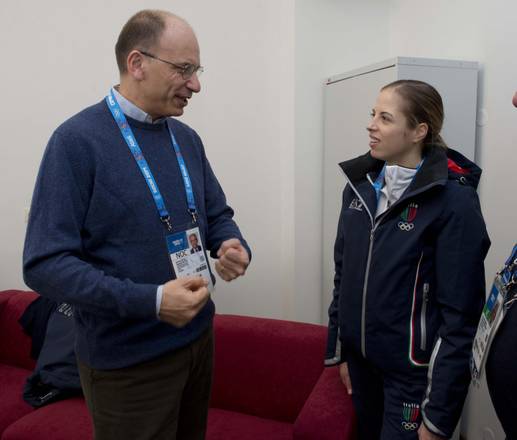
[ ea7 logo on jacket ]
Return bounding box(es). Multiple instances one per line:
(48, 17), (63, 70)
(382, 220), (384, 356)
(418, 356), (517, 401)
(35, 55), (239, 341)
(398, 203), (418, 232)
(349, 198), (363, 211)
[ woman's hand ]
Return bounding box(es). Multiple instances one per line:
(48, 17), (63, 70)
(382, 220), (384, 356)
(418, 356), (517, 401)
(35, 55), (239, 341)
(418, 423), (445, 440)
(339, 362), (353, 395)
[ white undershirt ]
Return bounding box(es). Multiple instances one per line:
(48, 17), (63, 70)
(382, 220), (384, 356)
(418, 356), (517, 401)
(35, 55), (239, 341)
(375, 165), (418, 218)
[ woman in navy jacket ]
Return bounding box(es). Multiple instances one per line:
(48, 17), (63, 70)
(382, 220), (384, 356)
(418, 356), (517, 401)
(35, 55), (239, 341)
(325, 80), (490, 440)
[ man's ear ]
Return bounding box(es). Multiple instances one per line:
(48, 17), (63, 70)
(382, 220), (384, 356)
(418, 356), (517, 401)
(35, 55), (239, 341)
(413, 122), (429, 144)
(126, 50), (146, 81)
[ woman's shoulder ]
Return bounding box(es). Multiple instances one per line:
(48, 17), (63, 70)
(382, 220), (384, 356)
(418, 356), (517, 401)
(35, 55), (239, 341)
(439, 178), (482, 220)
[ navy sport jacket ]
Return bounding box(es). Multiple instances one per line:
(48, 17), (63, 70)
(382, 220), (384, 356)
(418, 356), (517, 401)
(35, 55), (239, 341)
(325, 146), (490, 438)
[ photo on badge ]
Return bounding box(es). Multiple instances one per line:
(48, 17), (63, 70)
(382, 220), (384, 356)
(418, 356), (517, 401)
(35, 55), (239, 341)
(165, 226), (215, 293)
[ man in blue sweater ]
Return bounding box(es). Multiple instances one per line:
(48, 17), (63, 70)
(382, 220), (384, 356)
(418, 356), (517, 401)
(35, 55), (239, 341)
(23, 9), (250, 440)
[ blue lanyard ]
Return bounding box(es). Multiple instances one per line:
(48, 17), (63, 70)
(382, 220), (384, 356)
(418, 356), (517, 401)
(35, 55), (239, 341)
(166, 119), (197, 218)
(372, 161), (424, 201)
(372, 164), (387, 201)
(504, 244), (517, 268)
(501, 244), (517, 286)
(105, 90), (197, 231)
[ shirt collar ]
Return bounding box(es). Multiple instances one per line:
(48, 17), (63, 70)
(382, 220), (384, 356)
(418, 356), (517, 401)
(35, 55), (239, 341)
(111, 86), (167, 125)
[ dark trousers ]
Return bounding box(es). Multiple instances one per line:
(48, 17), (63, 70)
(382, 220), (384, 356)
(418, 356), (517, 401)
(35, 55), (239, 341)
(347, 350), (426, 440)
(487, 302), (517, 440)
(78, 327), (213, 440)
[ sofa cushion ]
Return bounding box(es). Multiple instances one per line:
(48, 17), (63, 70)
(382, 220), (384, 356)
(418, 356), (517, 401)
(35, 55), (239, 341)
(207, 408), (293, 440)
(211, 314), (327, 423)
(0, 365), (34, 436)
(0, 291), (38, 371)
(1, 397), (92, 440)
(2, 403), (292, 440)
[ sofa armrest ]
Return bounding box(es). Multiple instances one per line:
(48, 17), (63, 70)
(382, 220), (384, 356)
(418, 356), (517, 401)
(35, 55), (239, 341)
(0, 290), (19, 310)
(0, 290), (38, 370)
(293, 366), (356, 440)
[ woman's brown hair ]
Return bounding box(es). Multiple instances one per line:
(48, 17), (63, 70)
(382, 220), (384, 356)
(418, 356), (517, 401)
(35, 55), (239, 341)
(382, 79), (448, 149)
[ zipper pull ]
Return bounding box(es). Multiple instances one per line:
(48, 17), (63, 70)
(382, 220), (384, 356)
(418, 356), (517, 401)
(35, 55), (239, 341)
(423, 283), (430, 300)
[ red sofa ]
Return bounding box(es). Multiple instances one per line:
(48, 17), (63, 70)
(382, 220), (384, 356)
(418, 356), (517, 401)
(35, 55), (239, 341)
(0, 290), (356, 440)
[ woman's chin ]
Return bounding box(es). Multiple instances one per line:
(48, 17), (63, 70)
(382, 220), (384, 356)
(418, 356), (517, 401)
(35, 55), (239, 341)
(370, 148), (385, 160)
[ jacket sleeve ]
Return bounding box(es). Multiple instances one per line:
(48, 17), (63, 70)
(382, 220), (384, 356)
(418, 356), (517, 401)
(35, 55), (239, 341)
(196, 133), (251, 261)
(325, 187), (349, 366)
(23, 130), (158, 320)
(421, 186), (490, 438)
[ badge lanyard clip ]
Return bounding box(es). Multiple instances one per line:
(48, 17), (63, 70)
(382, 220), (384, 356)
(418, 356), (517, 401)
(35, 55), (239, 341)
(161, 215), (173, 232)
(189, 209), (198, 224)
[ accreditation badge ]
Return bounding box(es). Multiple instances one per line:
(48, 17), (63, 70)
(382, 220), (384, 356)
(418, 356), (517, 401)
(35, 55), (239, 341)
(472, 244), (517, 381)
(166, 226), (215, 293)
(471, 276), (506, 380)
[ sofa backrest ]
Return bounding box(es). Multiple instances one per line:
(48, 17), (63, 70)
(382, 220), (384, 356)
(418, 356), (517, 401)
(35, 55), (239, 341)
(0, 290), (37, 370)
(0, 291), (329, 424)
(211, 314), (327, 424)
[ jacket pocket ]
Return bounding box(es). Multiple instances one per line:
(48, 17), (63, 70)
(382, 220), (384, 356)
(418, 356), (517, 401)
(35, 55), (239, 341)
(420, 283), (430, 351)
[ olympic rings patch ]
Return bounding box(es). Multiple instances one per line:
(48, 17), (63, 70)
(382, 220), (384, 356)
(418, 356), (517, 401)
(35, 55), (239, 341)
(401, 421), (419, 431)
(398, 221), (415, 231)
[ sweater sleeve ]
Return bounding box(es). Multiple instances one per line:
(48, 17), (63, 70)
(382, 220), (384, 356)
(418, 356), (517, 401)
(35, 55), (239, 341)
(23, 130), (158, 320)
(421, 186), (490, 438)
(195, 133), (251, 261)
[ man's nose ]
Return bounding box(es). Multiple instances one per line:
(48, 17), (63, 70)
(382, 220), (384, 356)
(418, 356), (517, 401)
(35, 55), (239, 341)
(187, 72), (201, 93)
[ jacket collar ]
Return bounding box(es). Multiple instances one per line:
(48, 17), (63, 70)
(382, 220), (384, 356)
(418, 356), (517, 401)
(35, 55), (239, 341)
(339, 145), (450, 197)
(338, 146), (462, 222)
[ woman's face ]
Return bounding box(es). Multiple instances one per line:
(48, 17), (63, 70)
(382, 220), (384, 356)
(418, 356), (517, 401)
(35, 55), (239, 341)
(367, 88), (426, 165)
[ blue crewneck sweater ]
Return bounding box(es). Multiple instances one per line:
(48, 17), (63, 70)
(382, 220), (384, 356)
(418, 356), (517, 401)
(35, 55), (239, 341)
(23, 100), (250, 369)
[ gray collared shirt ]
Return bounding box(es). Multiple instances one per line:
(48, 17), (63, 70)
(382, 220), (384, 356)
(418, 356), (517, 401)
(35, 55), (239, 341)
(111, 86), (167, 124)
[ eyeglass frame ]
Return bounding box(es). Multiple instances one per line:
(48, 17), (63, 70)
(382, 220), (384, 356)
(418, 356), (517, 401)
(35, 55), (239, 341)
(138, 50), (204, 79)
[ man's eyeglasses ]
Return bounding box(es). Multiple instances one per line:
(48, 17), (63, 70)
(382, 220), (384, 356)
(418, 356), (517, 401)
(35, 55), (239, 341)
(138, 50), (204, 80)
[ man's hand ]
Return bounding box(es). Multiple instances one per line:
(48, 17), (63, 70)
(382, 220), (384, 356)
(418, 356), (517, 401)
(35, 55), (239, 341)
(158, 276), (210, 327)
(215, 239), (249, 282)
(418, 423), (445, 440)
(339, 362), (353, 395)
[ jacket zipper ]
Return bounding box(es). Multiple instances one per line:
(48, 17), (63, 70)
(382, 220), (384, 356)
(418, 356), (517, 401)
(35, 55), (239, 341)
(361, 229), (375, 357)
(420, 283), (430, 351)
